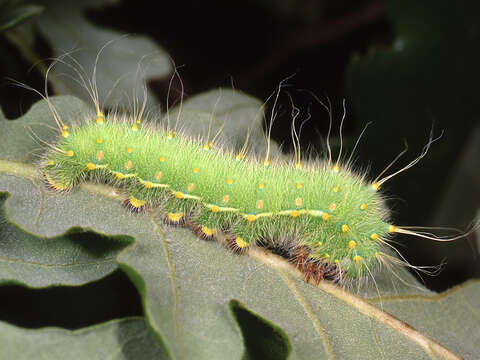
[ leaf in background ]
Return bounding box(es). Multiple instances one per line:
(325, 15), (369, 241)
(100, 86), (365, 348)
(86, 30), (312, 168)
(5, 0), (172, 108)
(0, 317), (168, 359)
(2, 95), (479, 359)
(0, 0), (43, 32)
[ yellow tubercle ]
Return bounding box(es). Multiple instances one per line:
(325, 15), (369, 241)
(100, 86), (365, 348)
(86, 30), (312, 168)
(160, 156), (166, 162)
(291, 210), (300, 217)
(175, 192), (184, 199)
(341, 224), (349, 233)
(353, 255), (362, 263)
(188, 183), (195, 192)
(324, 253), (330, 259)
(295, 197), (302, 207)
(47, 160), (54, 166)
(62, 130), (69, 138)
(317, 241), (323, 246)
(295, 162), (302, 169)
(235, 237), (249, 248)
(129, 195), (146, 208)
(167, 212), (184, 222)
(211, 205), (220, 213)
(360, 203), (367, 210)
(116, 172), (125, 179)
(227, 178), (233, 185)
(193, 167), (199, 173)
(125, 160), (132, 170)
(203, 143), (211, 150)
(263, 160), (270, 166)
(97, 151), (104, 161)
(296, 182), (302, 189)
(372, 182), (380, 191)
(329, 203), (336, 211)
(86, 163), (96, 170)
(322, 212), (330, 221)
(333, 186), (339, 193)
(96, 138), (103, 144)
(96, 111), (104, 124)
(127, 147), (133, 153)
(62, 124), (69, 130)
(258, 183), (264, 189)
(222, 195), (230, 203)
(332, 164), (340, 172)
(370, 233), (379, 240)
(155, 172), (163, 179)
(389, 225), (396, 233)
(66, 150), (74, 157)
(236, 154), (244, 161)
(348, 240), (357, 249)
(247, 214), (257, 222)
(201, 226), (215, 236)
(144, 181), (153, 189)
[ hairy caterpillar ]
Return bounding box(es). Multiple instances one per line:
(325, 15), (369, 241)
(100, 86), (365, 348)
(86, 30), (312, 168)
(27, 58), (472, 288)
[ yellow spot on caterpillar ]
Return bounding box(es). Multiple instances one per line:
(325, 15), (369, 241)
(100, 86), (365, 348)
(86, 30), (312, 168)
(295, 197), (302, 207)
(145, 181), (153, 189)
(97, 151), (104, 161)
(360, 203), (367, 210)
(247, 214), (257, 222)
(227, 178), (233, 185)
(353, 255), (362, 263)
(342, 224), (349, 233)
(129, 195), (146, 208)
(372, 182), (379, 191)
(256, 200), (264, 209)
(62, 130), (69, 138)
(160, 156), (165, 162)
(175, 192), (184, 199)
(125, 160), (132, 170)
(136, 118), (142, 124)
(317, 241), (323, 246)
(193, 167), (199, 173)
(291, 210), (300, 217)
(296, 182), (302, 189)
(333, 186), (339, 193)
(96, 138), (103, 144)
(236, 154), (244, 161)
(188, 183), (195, 191)
(167, 132), (175, 139)
(348, 240), (357, 249)
(222, 195), (230, 203)
(389, 225), (396, 233)
(96, 111), (104, 124)
(235, 237), (249, 248)
(132, 124), (139, 131)
(116, 173), (125, 179)
(155, 171), (163, 179)
(201, 226), (215, 236)
(332, 164), (340, 172)
(203, 144), (211, 150)
(62, 125), (69, 130)
(334, 259), (340, 264)
(167, 212), (184, 222)
(329, 203), (336, 211)
(258, 183), (265, 189)
(44, 172), (68, 191)
(66, 150), (74, 157)
(324, 253), (330, 259)
(370, 233), (379, 240)
(263, 160), (270, 166)
(47, 160), (54, 166)
(295, 162), (302, 169)
(211, 205), (220, 213)
(86, 163), (96, 170)
(127, 147), (133, 153)
(322, 213), (330, 221)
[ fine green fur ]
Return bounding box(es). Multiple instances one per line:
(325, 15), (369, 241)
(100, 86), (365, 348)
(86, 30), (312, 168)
(41, 117), (393, 280)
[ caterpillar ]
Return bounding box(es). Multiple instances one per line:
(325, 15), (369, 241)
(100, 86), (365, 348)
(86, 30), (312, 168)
(29, 60), (472, 288)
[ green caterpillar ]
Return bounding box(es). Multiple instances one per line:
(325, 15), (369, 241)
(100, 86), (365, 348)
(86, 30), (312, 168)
(34, 66), (470, 286)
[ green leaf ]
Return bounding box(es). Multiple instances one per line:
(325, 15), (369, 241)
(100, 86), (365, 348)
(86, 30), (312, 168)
(5, 0), (171, 108)
(2, 95), (478, 359)
(0, 1), (43, 32)
(0, 317), (168, 359)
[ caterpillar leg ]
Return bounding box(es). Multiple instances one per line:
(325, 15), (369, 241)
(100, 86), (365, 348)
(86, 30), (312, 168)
(294, 248), (342, 285)
(225, 234), (250, 255)
(164, 211), (187, 226)
(191, 223), (216, 240)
